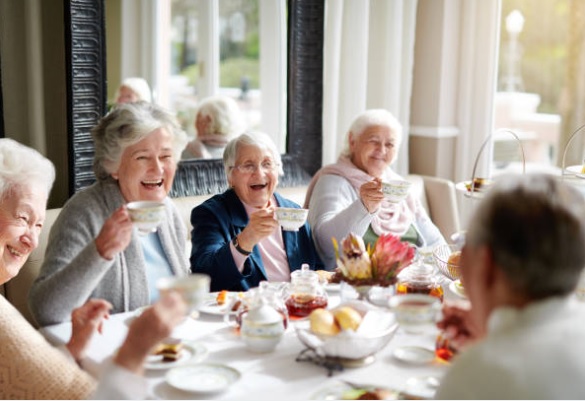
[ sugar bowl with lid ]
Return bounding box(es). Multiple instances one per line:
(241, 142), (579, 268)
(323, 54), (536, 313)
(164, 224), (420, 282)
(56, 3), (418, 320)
(241, 298), (285, 353)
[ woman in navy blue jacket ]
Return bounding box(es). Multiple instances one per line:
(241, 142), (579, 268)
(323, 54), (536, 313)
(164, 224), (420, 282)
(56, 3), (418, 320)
(190, 131), (324, 292)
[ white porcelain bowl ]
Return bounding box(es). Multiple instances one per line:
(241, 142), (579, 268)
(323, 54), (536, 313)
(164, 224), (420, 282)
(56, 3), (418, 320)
(127, 201), (166, 233)
(274, 207), (309, 231)
(381, 180), (412, 203)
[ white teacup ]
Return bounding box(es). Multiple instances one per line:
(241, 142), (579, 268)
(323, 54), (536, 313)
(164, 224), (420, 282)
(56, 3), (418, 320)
(381, 180), (412, 203)
(127, 201), (166, 234)
(274, 207), (308, 231)
(157, 274), (211, 312)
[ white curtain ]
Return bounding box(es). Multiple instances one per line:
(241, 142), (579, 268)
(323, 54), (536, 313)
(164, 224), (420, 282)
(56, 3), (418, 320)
(322, 0), (418, 175)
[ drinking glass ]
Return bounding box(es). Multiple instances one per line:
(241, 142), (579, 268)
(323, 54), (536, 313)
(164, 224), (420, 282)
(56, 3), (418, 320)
(157, 274), (211, 314)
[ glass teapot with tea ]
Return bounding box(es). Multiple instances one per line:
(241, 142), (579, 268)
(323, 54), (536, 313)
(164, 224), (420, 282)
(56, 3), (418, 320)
(284, 264), (328, 319)
(396, 248), (444, 301)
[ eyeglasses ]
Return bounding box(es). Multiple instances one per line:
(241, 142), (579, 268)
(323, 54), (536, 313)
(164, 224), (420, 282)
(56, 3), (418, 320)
(230, 160), (280, 174)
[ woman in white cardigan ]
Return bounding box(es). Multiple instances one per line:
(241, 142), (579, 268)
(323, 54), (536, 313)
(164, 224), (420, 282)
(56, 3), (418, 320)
(0, 138), (185, 399)
(305, 109), (446, 269)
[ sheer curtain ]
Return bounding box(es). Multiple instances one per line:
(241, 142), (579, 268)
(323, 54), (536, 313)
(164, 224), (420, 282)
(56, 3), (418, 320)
(322, 0), (418, 175)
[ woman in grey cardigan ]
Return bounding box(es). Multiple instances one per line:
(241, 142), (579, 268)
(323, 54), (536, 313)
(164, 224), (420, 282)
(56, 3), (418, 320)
(29, 102), (190, 326)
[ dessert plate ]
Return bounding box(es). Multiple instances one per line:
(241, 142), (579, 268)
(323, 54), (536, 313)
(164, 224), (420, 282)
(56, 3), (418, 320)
(449, 280), (466, 299)
(311, 380), (400, 400)
(145, 342), (208, 370)
(165, 363), (240, 394)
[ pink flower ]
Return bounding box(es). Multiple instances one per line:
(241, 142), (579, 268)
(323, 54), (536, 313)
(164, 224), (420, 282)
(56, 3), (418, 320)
(371, 234), (415, 280)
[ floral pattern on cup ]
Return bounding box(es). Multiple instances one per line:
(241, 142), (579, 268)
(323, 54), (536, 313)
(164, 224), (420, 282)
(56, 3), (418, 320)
(274, 207), (309, 231)
(381, 180), (412, 204)
(127, 200), (166, 234)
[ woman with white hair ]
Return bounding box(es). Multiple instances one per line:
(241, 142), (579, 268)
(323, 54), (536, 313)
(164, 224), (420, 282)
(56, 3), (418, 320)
(115, 77), (152, 104)
(183, 95), (245, 159)
(305, 109), (446, 269)
(0, 138), (185, 399)
(30, 102), (190, 326)
(190, 131), (323, 291)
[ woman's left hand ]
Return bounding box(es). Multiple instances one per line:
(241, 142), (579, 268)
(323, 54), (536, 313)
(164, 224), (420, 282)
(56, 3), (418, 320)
(66, 298), (113, 362)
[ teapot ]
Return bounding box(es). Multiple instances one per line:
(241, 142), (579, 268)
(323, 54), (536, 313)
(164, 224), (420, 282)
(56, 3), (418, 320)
(396, 248), (444, 301)
(241, 299), (285, 353)
(284, 264), (328, 319)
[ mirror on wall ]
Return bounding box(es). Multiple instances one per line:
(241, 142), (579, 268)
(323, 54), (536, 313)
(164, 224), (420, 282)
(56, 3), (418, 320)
(106, 0), (288, 161)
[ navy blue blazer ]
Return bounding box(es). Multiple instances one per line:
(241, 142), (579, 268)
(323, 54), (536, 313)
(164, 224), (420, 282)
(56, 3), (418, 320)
(190, 189), (324, 292)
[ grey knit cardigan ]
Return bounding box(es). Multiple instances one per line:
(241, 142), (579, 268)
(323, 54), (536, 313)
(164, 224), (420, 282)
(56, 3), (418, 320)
(29, 177), (189, 326)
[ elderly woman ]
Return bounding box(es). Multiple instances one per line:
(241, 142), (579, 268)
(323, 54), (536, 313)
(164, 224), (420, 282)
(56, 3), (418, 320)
(435, 174), (585, 399)
(305, 109), (446, 269)
(30, 101), (189, 326)
(0, 138), (185, 399)
(183, 95), (245, 159)
(190, 131), (323, 291)
(115, 77), (152, 104)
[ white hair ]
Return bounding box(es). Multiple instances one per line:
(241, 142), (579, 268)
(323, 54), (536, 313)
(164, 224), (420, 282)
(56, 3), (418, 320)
(118, 77), (152, 103)
(196, 95), (245, 138)
(342, 109), (403, 157)
(223, 131), (283, 180)
(0, 138), (55, 201)
(92, 102), (188, 180)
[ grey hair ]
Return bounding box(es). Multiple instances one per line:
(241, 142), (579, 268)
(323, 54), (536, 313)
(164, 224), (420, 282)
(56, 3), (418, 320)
(0, 138), (55, 202)
(196, 95), (245, 138)
(118, 77), (152, 102)
(466, 174), (585, 300)
(92, 102), (188, 180)
(223, 131), (284, 180)
(342, 109), (403, 158)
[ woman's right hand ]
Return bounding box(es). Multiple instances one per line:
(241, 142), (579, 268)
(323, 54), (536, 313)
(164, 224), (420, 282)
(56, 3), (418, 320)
(359, 177), (385, 213)
(114, 292), (186, 374)
(237, 207), (279, 252)
(94, 205), (134, 260)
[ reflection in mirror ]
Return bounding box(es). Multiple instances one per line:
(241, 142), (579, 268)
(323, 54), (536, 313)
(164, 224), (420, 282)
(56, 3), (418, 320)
(106, 0), (287, 160)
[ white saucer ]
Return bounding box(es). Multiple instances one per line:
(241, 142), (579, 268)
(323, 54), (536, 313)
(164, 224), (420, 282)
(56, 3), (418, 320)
(325, 283), (340, 292)
(449, 280), (467, 299)
(393, 346), (435, 365)
(166, 363), (240, 394)
(565, 165), (585, 179)
(405, 376), (441, 399)
(145, 342), (208, 370)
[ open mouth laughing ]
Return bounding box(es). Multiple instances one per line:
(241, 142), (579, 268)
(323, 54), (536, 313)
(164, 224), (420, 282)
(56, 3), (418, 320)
(142, 179), (164, 189)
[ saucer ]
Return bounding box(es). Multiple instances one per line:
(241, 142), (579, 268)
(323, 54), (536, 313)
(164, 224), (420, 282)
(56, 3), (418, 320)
(449, 280), (466, 299)
(565, 165), (585, 179)
(393, 346), (435, 365)
(165, 363), (240, 394)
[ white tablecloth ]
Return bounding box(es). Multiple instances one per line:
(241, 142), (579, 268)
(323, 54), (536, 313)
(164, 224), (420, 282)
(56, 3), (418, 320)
(40, 291), (459, 400)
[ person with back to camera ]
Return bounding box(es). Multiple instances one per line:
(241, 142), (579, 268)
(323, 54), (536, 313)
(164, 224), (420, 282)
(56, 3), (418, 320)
(29, 101), (189, 326)
(190, 131), (324, 292)
(304, 109), (446, 270)
(115, 77), (152, 104)
(183, 95), (245, 159)
(0, 138), (186, 399)
(435, 174), (585, 399)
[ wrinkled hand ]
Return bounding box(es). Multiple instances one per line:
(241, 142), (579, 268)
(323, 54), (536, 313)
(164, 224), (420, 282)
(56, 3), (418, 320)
(436, 301), (484, 351)
(237, 207), (279, 252)
(360, 178), (385, 213)
(95, 205), (134, 260)
(67, 299), (112, 361)
(114, 292), (187, 374)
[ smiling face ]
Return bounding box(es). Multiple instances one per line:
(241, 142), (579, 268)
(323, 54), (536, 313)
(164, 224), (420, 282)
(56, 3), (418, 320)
(112, 127), (177, 202)
(349, 125), (398, 178)
(0, 184), (47, 285)
(228, 144), (278, 208)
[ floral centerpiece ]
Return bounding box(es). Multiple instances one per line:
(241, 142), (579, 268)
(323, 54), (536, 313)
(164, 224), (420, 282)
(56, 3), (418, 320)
(331, 233), (415, 287)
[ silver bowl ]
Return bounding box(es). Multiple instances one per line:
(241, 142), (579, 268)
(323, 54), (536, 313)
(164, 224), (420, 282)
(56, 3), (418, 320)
(433, 244), (461, 281)
(294, 301), (398, 366)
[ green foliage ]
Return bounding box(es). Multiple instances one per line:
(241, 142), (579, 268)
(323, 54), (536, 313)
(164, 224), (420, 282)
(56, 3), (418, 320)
(220, 58), (259, 89)
(181, 64), (199, 86)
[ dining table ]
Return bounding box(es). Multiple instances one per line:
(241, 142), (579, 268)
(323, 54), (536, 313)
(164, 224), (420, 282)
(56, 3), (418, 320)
(40, 284), (463, 400)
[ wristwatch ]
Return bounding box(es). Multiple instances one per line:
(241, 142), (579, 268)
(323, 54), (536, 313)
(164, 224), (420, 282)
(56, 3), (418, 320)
(232, 236), (252, 256)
